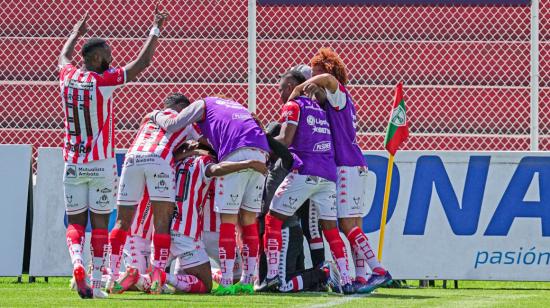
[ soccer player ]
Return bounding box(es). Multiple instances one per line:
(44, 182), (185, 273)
(257, 121), (328, 293)
(116, 143), (267, 294)
(109, 93), (201, 294)
(289, 47), (393, 293)
(150, 96), (270, 295)
(259, 70), (355, 294)
(59, 6), (168, 299)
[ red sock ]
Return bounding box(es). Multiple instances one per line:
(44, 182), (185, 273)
(219, 223), (236, 286)
(91, 229), (109, 258)
(347, 227), (385, 276)
(108, 228), (128, 277)
(323, 227), (352, 285)
(66, 224), (85, 267)
(263, 214), (283, 279)
(240, 223), (259, 284)
(91, 229), (108, 289)
(153, 233), (171, 269)
(166, 273), (208, 293)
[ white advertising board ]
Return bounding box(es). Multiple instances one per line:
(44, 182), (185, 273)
(0, 144), (31, 276)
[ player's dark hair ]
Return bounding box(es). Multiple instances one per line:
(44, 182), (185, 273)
(280, 70), (307, 85)
(81, 37), (108, 59)
(164, 93), (191, 109)
(266, 121), (282, 137)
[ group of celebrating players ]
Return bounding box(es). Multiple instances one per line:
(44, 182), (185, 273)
(59, 5), (392, 299)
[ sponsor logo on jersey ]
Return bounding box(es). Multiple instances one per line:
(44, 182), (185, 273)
(96, 194), (110, 207)
(232, 113), (250, 120)
(313, 141), (332, 152)
(155, 172), (170, 179)
(66, 165), (77, 178)
(155, 180), (169, 192)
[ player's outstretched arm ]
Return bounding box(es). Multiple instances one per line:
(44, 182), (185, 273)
(58, 12), (88, 68)
(124, 3), (169, 82)
(205, 160), (268, 178)
(152, 100), (206, 133)
(288, 73), (339, 101)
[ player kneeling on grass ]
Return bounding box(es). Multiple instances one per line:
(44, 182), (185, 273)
(150, 96), (271, 295)
(115, 142), (267, 294)
(109, 93), (202, 294)
(59, 6), (168, 299)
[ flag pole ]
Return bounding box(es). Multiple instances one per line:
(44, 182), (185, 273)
(377, 153), (394, 261)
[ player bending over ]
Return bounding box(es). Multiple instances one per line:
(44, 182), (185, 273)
(59, 6), (168, 299)
(109, 93), (200, 294)
(150, 96), (270, 295)
(289, 48), (393, 293)
(115, 143), (267, 294)
(259, 70), (355, 294)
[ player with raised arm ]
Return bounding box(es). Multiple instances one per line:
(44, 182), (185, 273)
(59, 6), (168, 299)
(258, 70), (355, 294)
(290, 48), (393, 293)
(109, 93), (201, 295)
(150, 96), (270, 295)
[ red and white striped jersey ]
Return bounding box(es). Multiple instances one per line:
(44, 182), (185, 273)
(171, 155), (215, 239)
(59, 64), (126, 163)
(128, 109), (202, 164)
(130, 188), (153, 240)
(202, 181), (220, 233)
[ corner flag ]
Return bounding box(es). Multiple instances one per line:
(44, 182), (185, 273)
(378, 82), (409, 261)
(384, 82), (409, 155)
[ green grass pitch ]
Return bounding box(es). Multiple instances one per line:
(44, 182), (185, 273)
(1, 276), (550, 307)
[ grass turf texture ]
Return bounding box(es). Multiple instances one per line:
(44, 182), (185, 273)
(1, 277), (550, 307)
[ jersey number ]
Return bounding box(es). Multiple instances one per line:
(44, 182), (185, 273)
(66, 96), (93, 137)
(175, 168), (191, 202)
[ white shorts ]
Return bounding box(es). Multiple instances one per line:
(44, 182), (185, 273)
(214, 148), (267, 214)
(63, 158), (118, 215)
(336, 166), (369, 218)
(270, 172), (337, 220)
(122, 235), (152, 273)
(170, 231), (209, 270)
(117, 153), (175, 206)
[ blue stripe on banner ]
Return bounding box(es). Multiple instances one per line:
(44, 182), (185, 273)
(259, 0), (530, 6)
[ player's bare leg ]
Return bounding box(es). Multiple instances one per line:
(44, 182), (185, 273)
(66, 211), (93, 299)
(149, 200), (175, 294)
(339, 217), (392, 293)
(89, 212), (110, 298)
(108, 205), (137, 293)
(319, 219), (354, 294)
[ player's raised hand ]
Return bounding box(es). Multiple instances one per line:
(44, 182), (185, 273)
(153, 1), (169, 30)
(73, 11), (88, 36)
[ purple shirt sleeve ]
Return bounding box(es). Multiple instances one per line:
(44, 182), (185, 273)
(153, 100), (206, 133)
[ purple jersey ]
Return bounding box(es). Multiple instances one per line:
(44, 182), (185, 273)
(197, 97), (270, 161)
(283, 96), (337, 182)
(325, 83), (366, 167)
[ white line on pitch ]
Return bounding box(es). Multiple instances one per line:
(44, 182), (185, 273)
(306, 293), (371, 308)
